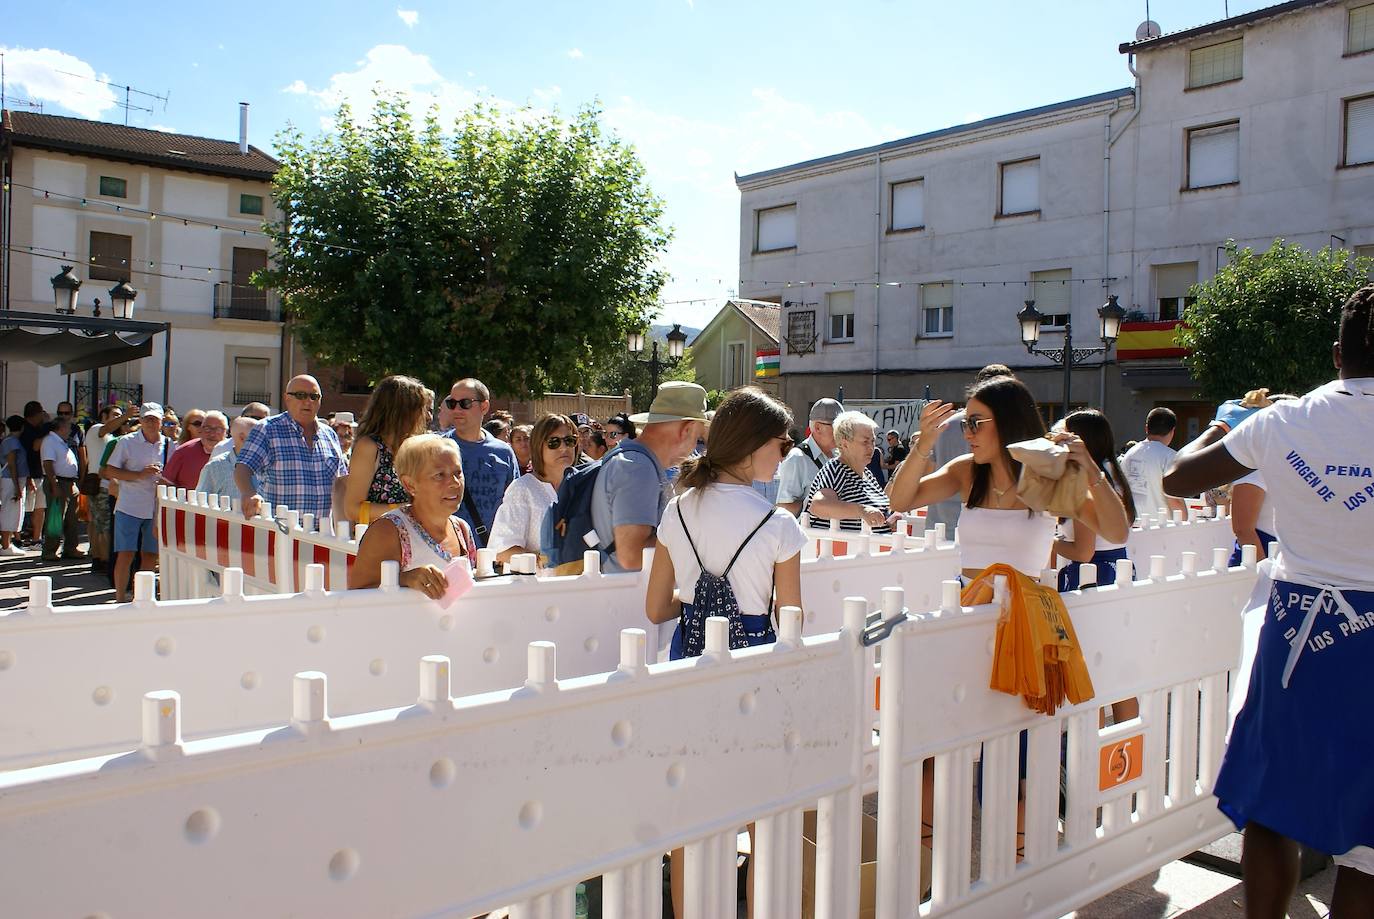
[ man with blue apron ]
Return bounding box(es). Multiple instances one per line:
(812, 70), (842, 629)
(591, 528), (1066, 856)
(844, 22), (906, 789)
(1165, 285), (1374, 917)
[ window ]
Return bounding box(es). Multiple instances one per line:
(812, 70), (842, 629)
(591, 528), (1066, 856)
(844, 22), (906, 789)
(1030, 269), (1071, 329)
(233, 357), (272, 405)
(1348, 3), (1374, 54)
(1187, 122), (1240, 189)
(920, 282), (954, 336)
(999, 158), (1039, 216)
(827, 290), (855, 342)
(98, 175), (127, 198)
(756, 204), (797, 252)
(239, 193), (264, 216)
(1153, 262), (1198, 321)
(89, 232), (132, 283)
(1188, 38), (1242, 88)
(726, 341), (747, 389)
(1344, 96), (1374, 167)
(890, 179), (924, 231)
(1357, 244), (1374, 260)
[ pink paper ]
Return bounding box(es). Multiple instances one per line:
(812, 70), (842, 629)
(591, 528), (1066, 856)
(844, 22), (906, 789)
(436, 556), (475, 609)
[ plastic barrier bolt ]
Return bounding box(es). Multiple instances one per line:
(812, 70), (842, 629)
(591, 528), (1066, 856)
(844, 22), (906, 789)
(581, 549), (601, 577)
(1212, 547), (1230, 571)
(419, 656), (451, 705)
(133, 570), (157, 603)
(1241, 544), (1258, 568)
(1115, 559), (1134, 586)
(379, 560), (400, 592)
(704, 617), (730, 658)
(304, 564), (326, 595)
(1040, 568), (1058, 588)
(618, 629), (647, 675)
(292, 672), (328, 725)
(526, 641), (557, 689)
(141, 690), (181, 749)
(1181, 552), (1197, 576)
(1079, 562), (1097, 588)
(1149, 555), (1166, 580)
(778, 605), (803, 647)
(26, 576), (53, 615)
(941, 580), (961, 614)
(221, 567), (244, 599)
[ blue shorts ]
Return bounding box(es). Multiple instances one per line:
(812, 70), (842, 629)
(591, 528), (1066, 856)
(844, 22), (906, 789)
(114, 511), (157, 554)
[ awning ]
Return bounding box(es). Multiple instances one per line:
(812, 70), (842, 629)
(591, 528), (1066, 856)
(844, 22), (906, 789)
(1119, 365), (1196, 390)
(0, 309), (172, 395)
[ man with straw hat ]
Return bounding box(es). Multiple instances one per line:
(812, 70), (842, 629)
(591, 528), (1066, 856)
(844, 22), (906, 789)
(589, 381), (708, 573)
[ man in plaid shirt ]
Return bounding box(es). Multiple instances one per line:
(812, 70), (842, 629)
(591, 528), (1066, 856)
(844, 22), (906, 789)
(235, 375), (347, 520)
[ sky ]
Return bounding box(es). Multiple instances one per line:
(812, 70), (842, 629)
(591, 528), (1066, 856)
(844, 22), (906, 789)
(2, 0), (1277, 330)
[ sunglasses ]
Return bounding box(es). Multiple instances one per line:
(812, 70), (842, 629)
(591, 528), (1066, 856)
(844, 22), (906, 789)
(605, 430), (625, 440)
(776, 436), (794, 456)
(187, 420), (203, 427)
(287, 391), (322, 402)
(960, 416), (991, 434)
(444, 396), (481, 410)
(545, 435), (579, 449)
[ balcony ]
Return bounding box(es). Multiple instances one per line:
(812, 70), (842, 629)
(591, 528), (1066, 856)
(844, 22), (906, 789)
(213, 283), (281, 322)
(1117, 317), (1190, 361)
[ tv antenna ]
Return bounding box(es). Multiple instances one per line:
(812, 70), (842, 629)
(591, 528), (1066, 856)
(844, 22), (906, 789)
(0, 52), (44, 112)
(52, 68), (170, 125)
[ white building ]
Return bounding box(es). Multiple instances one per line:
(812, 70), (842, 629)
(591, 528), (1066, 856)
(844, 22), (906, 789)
(737, 0), (1374, 439)
(0, 108), (285, 418)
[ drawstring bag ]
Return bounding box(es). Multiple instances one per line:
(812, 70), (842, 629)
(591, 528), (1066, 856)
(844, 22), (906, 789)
(962, 563), (1095, 716)
(676, 503), (776, 658)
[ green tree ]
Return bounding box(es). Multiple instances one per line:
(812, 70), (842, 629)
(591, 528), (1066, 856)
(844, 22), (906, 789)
(262, 95), (671, 396)
(1180, 240), (1373, 402)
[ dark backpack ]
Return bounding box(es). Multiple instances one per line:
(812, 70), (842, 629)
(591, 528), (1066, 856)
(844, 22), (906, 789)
(540, 446), (622, 575)
(675, 502), (777, 659)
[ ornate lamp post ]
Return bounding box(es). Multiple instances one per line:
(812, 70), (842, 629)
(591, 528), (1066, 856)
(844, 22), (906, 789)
(628, 322), (689, 393)
(109, 281), (139, 319)
(1016, 294), (1126, 419)
(51, 265), (82, 315)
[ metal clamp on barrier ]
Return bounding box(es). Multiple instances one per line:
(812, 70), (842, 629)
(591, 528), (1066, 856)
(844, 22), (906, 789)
(862, 607), (908, 646)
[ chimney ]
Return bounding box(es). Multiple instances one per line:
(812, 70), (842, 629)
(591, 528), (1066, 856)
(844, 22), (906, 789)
(238, 102), (249, 155)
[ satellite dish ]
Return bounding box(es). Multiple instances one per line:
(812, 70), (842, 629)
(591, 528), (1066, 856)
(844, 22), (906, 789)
(1135, 20), (1162, 41)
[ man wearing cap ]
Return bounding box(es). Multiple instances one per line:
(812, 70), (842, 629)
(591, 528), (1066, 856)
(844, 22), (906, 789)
(590, 381), (708, 573)
(776, 398), (843, 516)
(102, 403), (172, 602)
(570, 413), (596, 467)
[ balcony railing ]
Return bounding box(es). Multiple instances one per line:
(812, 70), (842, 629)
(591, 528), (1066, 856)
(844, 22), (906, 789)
(232, 390), (274, 405)
(213, 283), (281, 322)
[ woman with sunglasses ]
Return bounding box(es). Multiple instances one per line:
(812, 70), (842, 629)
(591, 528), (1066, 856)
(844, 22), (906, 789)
(342, 376), (434, 526)
(604, 413), (636, 443)
(888, 375), (1129, 581)
(176, 409), (206, 445)
(489, 413), (579, 568)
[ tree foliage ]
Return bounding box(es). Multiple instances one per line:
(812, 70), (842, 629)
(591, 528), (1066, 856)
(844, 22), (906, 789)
(584, 329), (698, 412)
(1179, 240), (1373, 402)
(262, 95), (671, 396)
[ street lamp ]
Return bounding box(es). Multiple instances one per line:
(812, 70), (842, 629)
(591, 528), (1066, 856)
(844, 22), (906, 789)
(628, 322), (689, 393)
(51, 265), (82, 315)
(108, 281), (139, 319)
(1017, 294), (1126, 420)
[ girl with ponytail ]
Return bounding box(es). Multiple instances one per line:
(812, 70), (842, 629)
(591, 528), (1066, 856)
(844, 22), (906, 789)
(1053, 409), (1135, 591)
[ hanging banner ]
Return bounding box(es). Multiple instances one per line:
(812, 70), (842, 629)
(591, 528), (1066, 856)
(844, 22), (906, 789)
(844, 399), (929, 439)
(755, 348), (781, 377)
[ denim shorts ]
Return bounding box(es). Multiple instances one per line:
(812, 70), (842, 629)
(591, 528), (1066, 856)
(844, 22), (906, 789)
(113, 511), (157, 554)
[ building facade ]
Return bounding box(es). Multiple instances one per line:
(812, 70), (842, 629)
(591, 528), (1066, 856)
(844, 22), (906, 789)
(738, 0), (1374, 441)
(0, 109), (286, 419)
(689, 299), (781, 399)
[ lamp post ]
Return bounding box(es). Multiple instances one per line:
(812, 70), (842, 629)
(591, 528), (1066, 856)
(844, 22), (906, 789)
(108, 281), (139, 319)
(628, 322), (689, 394)
(51, 265), (82, 315)
(1016, 294), (1126, 420)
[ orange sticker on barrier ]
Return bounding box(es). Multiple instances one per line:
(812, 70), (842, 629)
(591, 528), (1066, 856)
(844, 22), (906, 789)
(874, 675), (880, 711)
(1099, 734), (1144, 791)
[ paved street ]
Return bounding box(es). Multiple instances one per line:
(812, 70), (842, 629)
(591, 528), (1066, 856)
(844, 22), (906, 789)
(0, 533), (113, 610)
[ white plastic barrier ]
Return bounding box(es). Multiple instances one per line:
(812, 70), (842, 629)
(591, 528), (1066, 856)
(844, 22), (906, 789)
(1126, 508), (1234, 572)
(874, 555), (1254, 918)
(0, 607), (872, 919)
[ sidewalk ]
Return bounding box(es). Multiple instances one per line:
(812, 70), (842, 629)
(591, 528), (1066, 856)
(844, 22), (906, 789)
(0, 533), (114, 610)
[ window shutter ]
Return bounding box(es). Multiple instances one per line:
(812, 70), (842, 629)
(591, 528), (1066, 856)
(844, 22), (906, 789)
(1188, 39), (1243, 88)
(1189, 124), (1239, 188)
(1154, 263), (1198, 300)
(1031, 269), (1071, 320)
(1349, 4), (1374, 54)
(757, 205), (797, 251)
(1001, 159), (1039, 215)
(891, 180), (924, 230)
(1346, 96), (1374, 167)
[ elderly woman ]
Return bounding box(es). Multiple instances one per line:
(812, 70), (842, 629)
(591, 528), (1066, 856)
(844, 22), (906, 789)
(802, 410), (895, 533)
(489, 413), (578, 567)
(342, 375), (434, 525)
(348, 433), (477, 599)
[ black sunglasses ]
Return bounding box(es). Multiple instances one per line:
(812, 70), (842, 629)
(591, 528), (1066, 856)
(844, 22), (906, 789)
(545, 435), (579, 449)
(287, 391), (322, 402)
(444, 396), (481, 410)
(960, 416), (991, 434)
(187, 419), (203, 427)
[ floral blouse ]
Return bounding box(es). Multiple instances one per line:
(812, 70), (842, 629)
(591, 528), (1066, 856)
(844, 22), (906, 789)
(366, 436), (410, 504)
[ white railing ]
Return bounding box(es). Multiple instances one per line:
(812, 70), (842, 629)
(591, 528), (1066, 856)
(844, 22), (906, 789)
(0, 552), (1257, 918)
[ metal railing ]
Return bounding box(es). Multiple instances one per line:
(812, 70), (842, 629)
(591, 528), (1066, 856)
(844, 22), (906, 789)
(212, 283), (281, 321)
(232, 390), (273, 405)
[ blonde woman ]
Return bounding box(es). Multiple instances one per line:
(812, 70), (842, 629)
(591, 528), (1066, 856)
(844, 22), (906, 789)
(342, 375), (435, 525)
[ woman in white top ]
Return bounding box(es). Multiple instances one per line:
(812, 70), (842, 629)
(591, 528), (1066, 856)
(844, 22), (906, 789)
(349, 434), (476, 599)
(1226, 394), (1293, 567)
(888, 375), (1129, 581)
(489, 413), (579, 567)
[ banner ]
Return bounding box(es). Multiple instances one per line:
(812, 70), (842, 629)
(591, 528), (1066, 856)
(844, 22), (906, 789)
(755, 348), (780, 377)
(843, 399), (929, 439)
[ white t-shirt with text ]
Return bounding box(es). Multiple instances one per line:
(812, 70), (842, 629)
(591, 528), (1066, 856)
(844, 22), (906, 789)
(656, 484), (809, 616)
(1123, 438), (1178, 521)
(1222, 378), (1374, 589)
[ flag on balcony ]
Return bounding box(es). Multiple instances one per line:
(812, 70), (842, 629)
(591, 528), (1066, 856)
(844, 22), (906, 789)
(1116, 321), (1189, 360)
(755, 348), (781, 377)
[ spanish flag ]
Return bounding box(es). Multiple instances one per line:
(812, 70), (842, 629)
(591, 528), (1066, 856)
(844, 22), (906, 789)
(1116, 321), (1189, 360)
(755, 348), (781, 377)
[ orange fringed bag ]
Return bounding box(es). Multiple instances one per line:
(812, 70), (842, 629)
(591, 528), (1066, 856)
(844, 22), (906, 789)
(961, 563), (1095, 716)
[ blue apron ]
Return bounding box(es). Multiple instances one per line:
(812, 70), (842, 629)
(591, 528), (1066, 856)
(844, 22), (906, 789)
(1057, 547), (1131, 592)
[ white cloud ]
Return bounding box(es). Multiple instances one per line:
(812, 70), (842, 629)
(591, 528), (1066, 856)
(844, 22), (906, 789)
(147, 123), (180, 134)
(397, 8), (419, 27)
(0, 47), (118, 119)
(566, 48), (584, 60)
(290, 44), (491, 129)
(282, 79), (309, 95)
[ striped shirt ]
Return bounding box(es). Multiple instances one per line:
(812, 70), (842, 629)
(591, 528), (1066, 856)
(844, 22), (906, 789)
(236, 412), (347, 519)
(801, 457), (892, 533)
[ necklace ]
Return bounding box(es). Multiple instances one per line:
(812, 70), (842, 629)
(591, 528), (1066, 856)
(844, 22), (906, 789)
(403, 506), (455, 561)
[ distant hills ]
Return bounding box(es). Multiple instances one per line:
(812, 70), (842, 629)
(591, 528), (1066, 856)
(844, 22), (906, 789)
(649, 323), (702, 343)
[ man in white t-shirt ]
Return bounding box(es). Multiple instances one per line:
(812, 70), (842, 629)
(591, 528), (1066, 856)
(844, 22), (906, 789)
(39, 416), (82, 561)
(776, 398), (842, 516)
(102, 403), (171, 603)
(1164, 285), (1374, 913)
(1121, 406), (1188, 523)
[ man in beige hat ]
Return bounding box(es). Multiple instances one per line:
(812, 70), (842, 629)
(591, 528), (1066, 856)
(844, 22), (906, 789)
(589, 381), (708, 572)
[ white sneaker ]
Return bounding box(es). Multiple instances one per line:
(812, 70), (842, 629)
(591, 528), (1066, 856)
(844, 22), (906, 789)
(0, 544), (26, 556)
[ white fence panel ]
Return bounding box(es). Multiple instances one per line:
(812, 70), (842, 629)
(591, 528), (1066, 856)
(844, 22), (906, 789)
(0, 607), (871, 919)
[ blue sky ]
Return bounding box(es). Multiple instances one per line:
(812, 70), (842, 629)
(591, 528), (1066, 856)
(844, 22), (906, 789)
(3, 0), (1274, 329)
